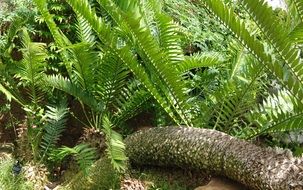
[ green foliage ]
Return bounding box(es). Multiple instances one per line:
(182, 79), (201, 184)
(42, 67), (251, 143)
(192, 0), (303, 138)
(50, 143), (97, 175)
(0, 158), (34, 190)
(59, 157), (120, 190)
(102, 116), (127, 172)
(163, 0), (232, 53)
(40, 102), (69, 160)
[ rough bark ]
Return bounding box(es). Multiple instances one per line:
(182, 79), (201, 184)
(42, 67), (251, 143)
(125, 127), (303, 190)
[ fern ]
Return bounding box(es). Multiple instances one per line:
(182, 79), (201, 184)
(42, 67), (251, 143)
(95, 51), (130, 109)
(102, 116), (127, 172)
(198, 0), (303, 103)
(50, 143), (97, 175)
(113, 82), (151, 126)
(67, 43), (97, 91)
(15, 29), (47, 105)
(292, 0), (303, 23)
(240, 0), (303, 92)
(193, 0), (303, 137)
(40, 102), (68, 160)
(76, 15), (96, 44)
(97, 0), (192, 126)
(44, 75), (101, 111)
(242, 89), (303, 139)
(177, 53), (223, 74)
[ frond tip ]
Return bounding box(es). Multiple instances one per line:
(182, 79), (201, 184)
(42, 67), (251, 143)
(102, 116), (128, 172)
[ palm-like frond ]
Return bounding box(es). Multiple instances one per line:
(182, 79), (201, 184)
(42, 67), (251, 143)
(16, 29), (47, 104)
(67, 43), (97, 91)
(292, 0), (303, 22)
(76, 15), (96, 44)
(95, 52), (129, 109)
(40, 102), (68, 159)
(102, 116), (127, 172)
(198, 0), (303, 103)
(0, 16), (26, 60)
(154, 12), (184, 65)
(45, 75), (101, 111)
(97, 0), (192, 126)
(196, 0), (303, 138)
(177, 53), (222, 74)
(50, 143), (97, 175)
(65, 0), (191, 125)
(113, 82), (151, 126)
(243, 89), (303, 139)
(241, 0), (303, 93)
(288, 24), (303, 45)
(33, 0), (73, 75)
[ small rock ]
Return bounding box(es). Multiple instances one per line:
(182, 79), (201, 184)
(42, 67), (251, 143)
(195, 177), (248, 190)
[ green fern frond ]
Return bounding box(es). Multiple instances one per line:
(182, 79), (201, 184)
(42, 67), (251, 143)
(95, 52), (129, 108)
(97, 0), (192, 126)
(209, 52), (265, 133)
(0, 83), (25, 105)
(33, 0), (73, 75)
(67, 43), (97, 91)
(76, 15), (96, 44)
(113, 83), (151, 125)
(45, 75), (101, 111)
(0, 16), (26, 59)
(198, 0), (303, 103)
(33, 0), (70, 48)
(50, 143), (97, 175)
(15, 29), (47, 104)
(288, 23), (303, 44)
(241, 0), (303, 89)
(65, 0), (188, 125)
(243, 89), (303, 139)
(292, 0), (303, 22)
(40, 102), (68, 160)
(177, 53), (222, 74)
(102, 116), (127, 172)
(154, 12), (184, 65)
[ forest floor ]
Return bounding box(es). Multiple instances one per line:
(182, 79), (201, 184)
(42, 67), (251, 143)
(0, 98), (248, 190)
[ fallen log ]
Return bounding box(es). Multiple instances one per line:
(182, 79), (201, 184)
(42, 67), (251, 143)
(125, 127), (303, 190)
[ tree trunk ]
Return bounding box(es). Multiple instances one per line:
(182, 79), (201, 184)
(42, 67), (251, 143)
(125, 127), (303, 190)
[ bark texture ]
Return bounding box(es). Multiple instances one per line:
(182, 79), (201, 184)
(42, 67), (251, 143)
(125, 127), (303, 190)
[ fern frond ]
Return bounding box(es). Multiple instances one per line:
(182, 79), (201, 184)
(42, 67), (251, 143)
(0, 16), (26, 58)
(198, 0), (303, 103)
(95, 52), (129, 108)
(65, 0), (188, 125)
(288, 23), (303, 44)
(113, 83), (151, 125)
(76, 15), (96, 44)
(45, 75), (101, 111)
(241, 0), (303, 91)
(33, 0), (73, 75)
(40, 102), (68, 159)
(177, 53), (222, 74)
(292, 0), (303, 22)
(243, 89), (303, 139)
(154, 12), (184, 65)
(97, 0), (192, 126)
(15, 29), (47, 104)
(102, 116), (127, 172)
(67, 43), (97, 91)
(50, 143), (97, 175)
(209, 52), (265, 133)
(33, 0), (70, 48)
(0, 83), (25, 106)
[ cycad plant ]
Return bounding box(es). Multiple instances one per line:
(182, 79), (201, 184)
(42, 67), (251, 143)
(190, 0), (303, 139)
(33, 0), (222, 171)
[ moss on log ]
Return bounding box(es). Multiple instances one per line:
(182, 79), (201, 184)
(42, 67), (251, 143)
(125, 127), (303, 190)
